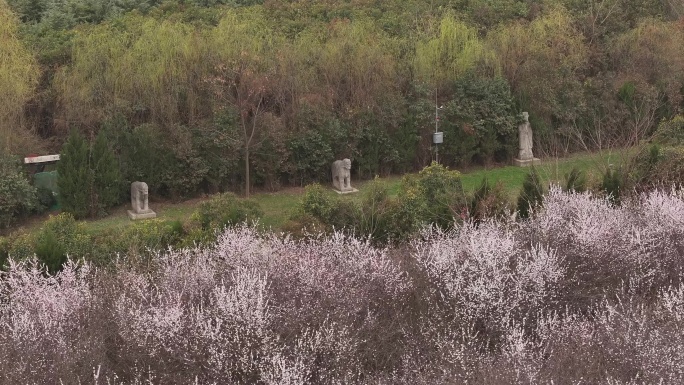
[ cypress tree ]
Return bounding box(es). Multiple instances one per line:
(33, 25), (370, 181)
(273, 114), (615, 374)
(57, 129), (91, 219)
(517, 167), (544, 220)
(91, 131), (121, 216)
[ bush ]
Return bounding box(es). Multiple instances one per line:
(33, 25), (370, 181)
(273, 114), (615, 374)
(0, 236), (8, 268)
(356, 178), (394, 242)
(387, 175), (428, 240)
(0, 155), (38, 228)
(33, 213), (91, 271)
(564, 166), (587, 193)
(652, 115), (684, 146)
(469, 177), (511, 222)
(7, 231), (35, 260)
(300, 184), (337, 224)
(183, 193), (262, 246)
(192, 192), (262, 231)
(97, 219), (185, 263)
(629, 115), (684, 191)
(35, 186), (57, 211)
(416, 162), (467, 229)
(602, 166), (624, 206)
(516, 167), (544, 219)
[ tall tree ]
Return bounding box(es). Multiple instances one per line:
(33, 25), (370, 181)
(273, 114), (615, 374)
(487, 7), (588, 133)
(0, 0), (39, 153)
(209, 10), (279, 197)
(57, 129), (91, 219)
(414, 13), (492, 95)
(91, 130), (121, 216)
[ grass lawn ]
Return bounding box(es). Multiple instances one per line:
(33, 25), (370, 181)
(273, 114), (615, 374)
(10, 150), (628, 236)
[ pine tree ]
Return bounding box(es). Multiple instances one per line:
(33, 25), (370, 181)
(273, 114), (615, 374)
(57, 129), (91, 219)
(91, 131), (121, 216)
(517, 167), (544, 220)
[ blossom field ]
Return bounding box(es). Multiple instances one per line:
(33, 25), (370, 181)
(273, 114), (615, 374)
(1, 188), (684, 384)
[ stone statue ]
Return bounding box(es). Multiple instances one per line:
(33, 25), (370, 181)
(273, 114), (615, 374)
(331, 158), (356, 193)
(513, 112), (540, 167)
(127, 181), (157, 220)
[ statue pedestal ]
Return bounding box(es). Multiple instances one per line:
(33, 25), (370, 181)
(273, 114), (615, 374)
(128, 210), (157, 220)
(333, 188), (359, 195)
(513, 158), (541, 167)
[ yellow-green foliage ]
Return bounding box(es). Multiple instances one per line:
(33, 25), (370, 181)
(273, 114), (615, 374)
(631, 116), (684, 188)
(3, 213), (91, 270)
(7, 231), (34, 260)
(487, 7), (587, 123)
(57, 14), (211, 127)
(121, 219), (183, 255)
(0, 0), (38, 152)
(653, 115), (684, 146)
(316, 19), (399, 112)
(34, 213), (91, 262)
(414, 14), (490, 87)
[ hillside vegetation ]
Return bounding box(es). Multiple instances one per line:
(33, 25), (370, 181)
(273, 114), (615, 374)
(1, 0), (683, 202)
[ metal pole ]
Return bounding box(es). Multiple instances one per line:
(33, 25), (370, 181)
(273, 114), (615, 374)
(435, 92), (439, 164)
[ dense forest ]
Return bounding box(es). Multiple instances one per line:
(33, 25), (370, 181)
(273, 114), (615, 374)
(1, 0), (684, 199)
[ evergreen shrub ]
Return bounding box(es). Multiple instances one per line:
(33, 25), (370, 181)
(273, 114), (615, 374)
(517, 167), (544, 219)
(57, 129), (91, 219)
(58, 129), (122, 218)
(564, 167), (587, 193)
(602, 167), (623, 206)
(469, 177), (510, 222)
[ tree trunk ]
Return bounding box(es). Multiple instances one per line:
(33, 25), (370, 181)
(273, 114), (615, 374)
(245, 146), (250, 198)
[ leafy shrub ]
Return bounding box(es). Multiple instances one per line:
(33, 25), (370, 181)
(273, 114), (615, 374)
(652, 114), (684, 146)
(0, 155), (38, 228)
(299, 164), (467, 242)
(300, 183), (336, 224)
(630, 116), (684, 191)
(516, 167), (544, 219)
(192, 192), (262, 231)
(33, 213), (91, 270)
(387, 175), (428, 240)
(97, 219), (185, 262)
(415, 162), (467, 229)
(35, 186), (57, 211)
(7, 231), (35, 260)
(355, 178), (394, 242)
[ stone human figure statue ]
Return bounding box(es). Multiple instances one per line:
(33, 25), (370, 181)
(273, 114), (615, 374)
(331, 158), (355, 193)
(518, 112), (534, 160)
(513, 112), (540, 167)
(127, 181), (157, 220)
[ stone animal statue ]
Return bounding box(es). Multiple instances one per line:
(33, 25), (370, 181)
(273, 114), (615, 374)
(130, 181), (151, 213)
(331, 158), (353, 192)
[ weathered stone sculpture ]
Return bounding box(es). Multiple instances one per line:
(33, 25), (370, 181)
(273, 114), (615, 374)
(331, 158), (357, 194)
(513, 112), (541, 167)
(127, 181), (157, 220)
